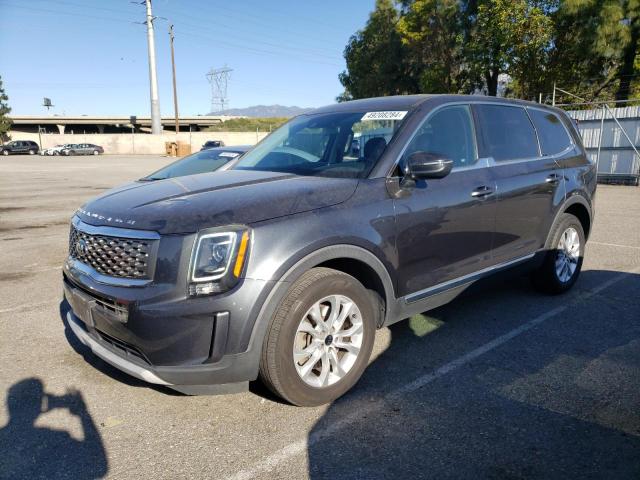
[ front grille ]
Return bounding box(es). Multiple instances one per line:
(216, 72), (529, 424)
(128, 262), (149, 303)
(69, 224), (154, 279)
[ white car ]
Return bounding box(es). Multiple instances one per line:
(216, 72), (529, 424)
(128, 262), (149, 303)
(41, 144), (71, 156)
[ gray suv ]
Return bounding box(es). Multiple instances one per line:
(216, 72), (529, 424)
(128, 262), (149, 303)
(62, 95), (596, 406)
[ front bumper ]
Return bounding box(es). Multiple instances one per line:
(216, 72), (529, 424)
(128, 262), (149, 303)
(62, 261), (277, 394)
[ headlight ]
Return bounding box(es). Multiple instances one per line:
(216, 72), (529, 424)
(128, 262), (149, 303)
(188, 228), (250, 296)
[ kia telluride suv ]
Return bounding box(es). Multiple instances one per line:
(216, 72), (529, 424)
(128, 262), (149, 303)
(62, 95), (595, 406)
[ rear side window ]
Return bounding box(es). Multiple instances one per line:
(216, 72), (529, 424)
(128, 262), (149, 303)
(528, 109), (572, 156)
(475, 105), (539, 161)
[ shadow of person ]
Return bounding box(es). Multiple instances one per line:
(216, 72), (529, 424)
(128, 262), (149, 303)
(0, 378), (108, 480)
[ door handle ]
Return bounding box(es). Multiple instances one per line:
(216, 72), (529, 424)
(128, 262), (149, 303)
(545, 173), (561, 184)
(470, 186), (494, 198)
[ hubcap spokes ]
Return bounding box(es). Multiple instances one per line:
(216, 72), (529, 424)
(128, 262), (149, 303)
(293, 294), (363, 388)
(555, 227), (580, 282)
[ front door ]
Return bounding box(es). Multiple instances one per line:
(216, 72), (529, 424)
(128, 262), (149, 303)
(393, 104), (497, 297)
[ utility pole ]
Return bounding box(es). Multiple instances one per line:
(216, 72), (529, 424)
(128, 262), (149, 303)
(145, 0), (162, 134)
(169, 24), (179, 134)
(552, 82), (556, 106)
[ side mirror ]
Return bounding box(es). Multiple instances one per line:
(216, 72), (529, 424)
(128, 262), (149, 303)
(405, 151), (453, 179)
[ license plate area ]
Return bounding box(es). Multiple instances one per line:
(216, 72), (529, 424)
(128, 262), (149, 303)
(64, 282), (97, 327)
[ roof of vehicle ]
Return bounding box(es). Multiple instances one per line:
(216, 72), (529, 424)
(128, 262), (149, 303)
(310, 94), (558, 115)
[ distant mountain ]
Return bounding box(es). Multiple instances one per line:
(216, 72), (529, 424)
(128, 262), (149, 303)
(208, 105), (313, 118)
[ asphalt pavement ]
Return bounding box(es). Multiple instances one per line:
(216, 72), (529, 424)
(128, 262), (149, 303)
(0, 155), (639, 479)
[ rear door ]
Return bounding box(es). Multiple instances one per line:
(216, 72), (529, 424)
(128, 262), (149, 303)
(473, 104), (566, 264)
(393, 104), (497, 297)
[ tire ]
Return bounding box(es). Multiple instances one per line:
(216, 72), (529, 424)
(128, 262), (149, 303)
(532, 213), (585, 294)
(2, 150), (8, 156)
(93, 150), (99, 155)
(53, 151), (59, 156)
(259, 267), (376, 406)
(68, 150), (75, 156)
(28, 149), (36, 155)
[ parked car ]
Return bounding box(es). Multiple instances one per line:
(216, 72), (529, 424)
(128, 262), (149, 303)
(41, 144), (73, 156)
(62, 143), (104, 156)
(63, 95), (595, 406)
(201, 140), (225, 150)
(1, 140), (39, 155)
(142, 145), (251, 181)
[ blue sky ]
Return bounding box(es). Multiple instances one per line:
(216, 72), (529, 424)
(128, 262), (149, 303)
(0, 0), (374, 115)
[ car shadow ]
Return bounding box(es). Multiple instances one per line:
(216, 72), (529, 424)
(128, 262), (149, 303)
(0, 378), (108, 479)
(306, 269), (640, 479)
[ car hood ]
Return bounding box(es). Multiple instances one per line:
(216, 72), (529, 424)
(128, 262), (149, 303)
(76, 170), (358, 234)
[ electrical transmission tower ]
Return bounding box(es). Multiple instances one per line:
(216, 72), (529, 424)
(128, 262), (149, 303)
(206, 66), (233, 113)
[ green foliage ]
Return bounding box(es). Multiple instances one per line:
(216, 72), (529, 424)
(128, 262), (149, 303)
(470, 0), (552, 97)
(339, 0), (640, 102)
(206, 117), (288, 132)
(0, 76), (12, 139)
(337, 0), (418, 101)
(397, 0), (467, 93)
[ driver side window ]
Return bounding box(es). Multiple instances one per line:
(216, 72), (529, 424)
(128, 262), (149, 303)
(403, 105), (477, 169)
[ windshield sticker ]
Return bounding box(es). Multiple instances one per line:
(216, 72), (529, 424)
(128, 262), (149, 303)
(361, 111), (408, 121)
(219, 152), (240, 158)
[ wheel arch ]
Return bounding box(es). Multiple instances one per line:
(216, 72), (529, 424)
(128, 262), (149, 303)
(547, 195), (593, 247)
(248, 245), (396, 354)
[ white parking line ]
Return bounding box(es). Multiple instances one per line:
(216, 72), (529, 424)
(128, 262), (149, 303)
(589, 241), (640, 250)
(226, 267), (640, 480)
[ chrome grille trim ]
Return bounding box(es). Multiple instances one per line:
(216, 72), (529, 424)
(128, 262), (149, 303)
(68, 217), (159, 282)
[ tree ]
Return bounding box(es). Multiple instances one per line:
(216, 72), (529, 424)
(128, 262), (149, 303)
(338, 0), (418, 100)
(468, 0), (552, 97)
(397, 0), (467, 93)
(546, 0), (640, 102)
(0, 76), (11, 140)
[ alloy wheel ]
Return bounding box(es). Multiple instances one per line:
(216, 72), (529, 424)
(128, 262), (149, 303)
(293, 294), (363, 388)
(555, 227), (580, 282)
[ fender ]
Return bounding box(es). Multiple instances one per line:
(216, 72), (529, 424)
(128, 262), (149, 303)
(246, 244), (396, 353)
(545, 193), (593, 247)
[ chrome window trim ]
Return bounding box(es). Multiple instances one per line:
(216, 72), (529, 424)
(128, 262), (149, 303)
(404, 252), (536, 303)
(387, 101), (578, 178)
(72, 216), (160, 240)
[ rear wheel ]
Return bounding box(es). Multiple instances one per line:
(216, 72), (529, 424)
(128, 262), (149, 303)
(28, 149), (36, 155)
(259, 267), (375, 406)
(93, 150), (99, 155)
(532, 213), (585, 294)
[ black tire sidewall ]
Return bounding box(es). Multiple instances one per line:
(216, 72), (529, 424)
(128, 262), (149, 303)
(268, 272), (375, 406)
(539, 214), (585, 293)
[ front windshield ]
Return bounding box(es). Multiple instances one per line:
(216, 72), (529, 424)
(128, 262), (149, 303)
(232, 111), (408, 178)
(143, 148), (243, 180)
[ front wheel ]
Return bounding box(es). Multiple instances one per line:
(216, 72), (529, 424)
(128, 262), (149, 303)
(532, 213), (585, 294)
(259, 267), (376, 406)
(2, 150), (8, 156)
